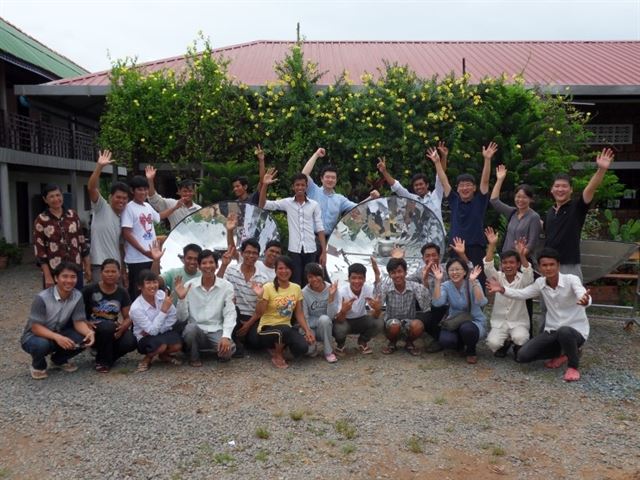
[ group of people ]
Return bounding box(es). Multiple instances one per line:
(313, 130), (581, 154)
(23, 142), (614, 382)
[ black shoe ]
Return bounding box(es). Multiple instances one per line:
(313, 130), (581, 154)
(232, 344), (245, 358)
(494, 341), (512, 358)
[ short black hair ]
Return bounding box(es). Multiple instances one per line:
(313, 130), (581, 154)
(499, 250), (520, 262)
(110, 182), (130, 195)
(231, 176), (249, 187)
(129, 175), (149, 189)
(177, 179), (196, 189)
(241, 238), (261, 253)
(304, 262), (324, 278)
(292, 173), (308, 184)
(101, 258), (121, 270)
(386, 258), (407, 273)
(410, 173), (429, 190)
(445, 258), (470, 276)
(198, 249), (219, 265)
(421, 242), (441, 256)
(456, 173), (476, 185)
(515, 184), (534, 199)
(348, 263), (367, 277)
(537, 247), (561, 264)
(183, 243), (203, 256)
(320, 165), (338, 177)
(552, 173), (572, 185)
(265, 240), (282, 251)
(137, 269), (158, 286)
(53, 261), (79, 277)
(42, 183), (61, 197)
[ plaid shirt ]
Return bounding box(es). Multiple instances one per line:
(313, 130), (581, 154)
(381, 280), (431, 321)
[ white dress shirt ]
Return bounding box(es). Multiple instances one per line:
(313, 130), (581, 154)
(130, 290), (177, 340)
(484, 261), (534, 329)
(176, 276), (236, 338)
(390, 175), (445, 232)
(329, 282), (376, 319)
(502, 273), (591, 339)
(263, 196), (324, 253)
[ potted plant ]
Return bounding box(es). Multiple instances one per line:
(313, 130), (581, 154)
(0, 238), (22, 269)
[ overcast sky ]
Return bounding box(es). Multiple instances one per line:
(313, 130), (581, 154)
(2, 0), (639, 73)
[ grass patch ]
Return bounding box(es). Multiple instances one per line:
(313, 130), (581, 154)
(255, 450), (269, 462)
(433, 396), (447, 405)
(335, 419), (357, 440)
(114, 367), (134, 374)
(273, 410), (284, 418)
(405, 435), (424, 454)
(492, 446), (506, 456)
(342, 443), (356, 455)
(213, 453), (235, 466)
(255, 427), (270, 439)
(326, 439), (337, 447)
(289, 410), (305, 421)
(0, 468), (11, 480)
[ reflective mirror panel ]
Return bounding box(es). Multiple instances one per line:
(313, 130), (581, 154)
(160, 201), (281, 272)
(326, 197), (446, 282)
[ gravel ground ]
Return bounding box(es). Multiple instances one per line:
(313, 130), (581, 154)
(0, 262), (639, 480)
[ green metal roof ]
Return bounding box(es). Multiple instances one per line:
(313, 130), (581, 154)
(0, 17), (88, 78)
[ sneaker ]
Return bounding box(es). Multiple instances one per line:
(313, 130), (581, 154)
(232, 344), (246, 358)
(29, 366), (48, 380)
(494, 341), (511, 358)
(50, 362), (78, 373)
(325, 353), (338, 363)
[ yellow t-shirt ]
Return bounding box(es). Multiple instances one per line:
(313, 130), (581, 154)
(258, 282), (302, 332)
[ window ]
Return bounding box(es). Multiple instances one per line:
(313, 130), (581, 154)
(585, 124), (633, 145)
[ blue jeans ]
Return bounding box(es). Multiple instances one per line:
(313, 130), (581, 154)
(21, 327), (85, 370)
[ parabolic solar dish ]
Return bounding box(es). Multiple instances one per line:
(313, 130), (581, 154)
(326, 196), (446, 283)
(160, 201), (280, 272)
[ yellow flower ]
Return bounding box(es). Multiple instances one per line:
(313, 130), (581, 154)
(140, 138), (145, 143)
(516, 144), (521, 149)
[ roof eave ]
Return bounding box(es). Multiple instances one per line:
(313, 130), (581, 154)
(14, 84), (110, 96)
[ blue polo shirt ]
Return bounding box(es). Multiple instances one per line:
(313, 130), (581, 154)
(447, 191), (489, 247)
(306, 177), (357, 234)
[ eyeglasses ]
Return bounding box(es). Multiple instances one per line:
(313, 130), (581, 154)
(447, 268), (465, 273)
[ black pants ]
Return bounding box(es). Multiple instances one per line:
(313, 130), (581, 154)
(94, 321), (137, 367)
(256, 325), (308, 357)
(418, 305), (448, 340)
(126, 261), (152, 300)
(517, 326), (585, 369)
(290, 250), (317, 287)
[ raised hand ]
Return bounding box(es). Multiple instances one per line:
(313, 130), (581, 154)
(225, 212), (238, 232)
(161, 291), (173, 312)
(482, 141), (499, 161)
(255, 144), (265, 161)
(577, 289), (591, 306)
(97, 150), (114, 167)
(437, 141), (449, 160)
(173, 275), (191, 300)
(251, 281), (265, 298)
(484, 227), (499, 246)
(221, 245), (236, 266)
(486, 277), (503, 294)
(450, 237), (466, 256)
(340, 297), (356, 314)
(263, 167), (278, 185)
(145, 165), (157, 181)
(150, 240), (165, 262)
(370, 255), (380, 274)
(596, 148), (614, 170)
(328, 280), (339, 296)
(315, 147), (326, 158)
(431, 263), (444, 281)
(369, 189), (381, 199)
(495, 164), (507, 181)
(376, 156), (387, 173)
(390, 246), (405, 259)
(514, 236), (529, 258)
(426, 147), (440, 164)
(469, 265), (483, 282)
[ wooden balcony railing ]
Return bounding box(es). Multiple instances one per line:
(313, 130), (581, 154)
(0, 111), (98, 161)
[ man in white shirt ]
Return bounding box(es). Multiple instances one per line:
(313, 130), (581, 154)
(121, 176), (181, 300)
(483, 228), (534, 357)
(174, 249), (237, 367)
(376, 141), (449, 233)
(329, 263), (383, 355)
(259, 172), (326, 286)
(145, 165), (201, 229)
(487, 247), (592, 382)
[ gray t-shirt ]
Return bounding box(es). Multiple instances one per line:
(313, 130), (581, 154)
(302, 282), (331, 328)
(490, 198), (542, 256)
(21, 287), (86, 345)
(90, 195), (122, 266)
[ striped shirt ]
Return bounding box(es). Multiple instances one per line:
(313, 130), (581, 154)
(224, 264), (269, 316)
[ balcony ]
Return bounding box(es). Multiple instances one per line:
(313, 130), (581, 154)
(0, 111), (98, 162)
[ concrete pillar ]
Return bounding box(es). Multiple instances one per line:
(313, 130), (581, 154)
(0, 162), (12, 242)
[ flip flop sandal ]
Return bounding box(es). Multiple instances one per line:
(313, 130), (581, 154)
(136, 361), (150, 373)
(95, 364), (110, 373)
(404, 342), (421, 356)
(358, 343), (373, 355)
(382, 343), (397, 354)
